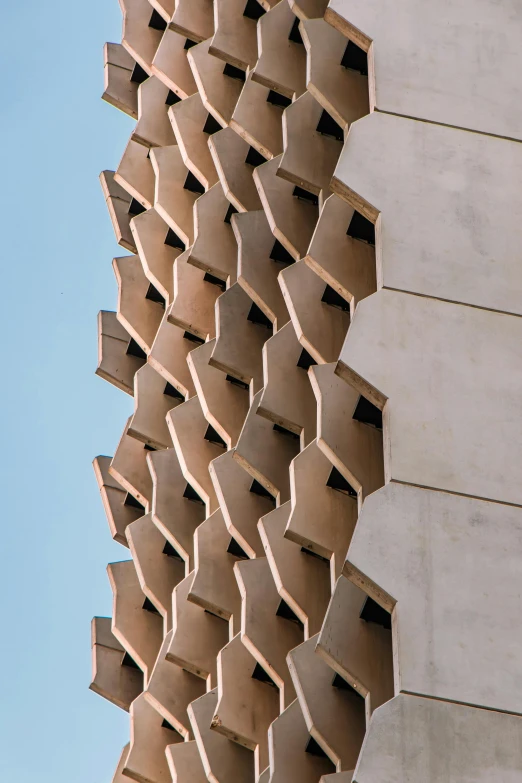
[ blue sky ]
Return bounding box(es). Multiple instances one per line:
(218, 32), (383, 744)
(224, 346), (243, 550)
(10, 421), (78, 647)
(0, 1), (137, 780)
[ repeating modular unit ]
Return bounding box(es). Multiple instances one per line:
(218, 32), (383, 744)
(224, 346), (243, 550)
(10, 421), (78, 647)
(91, 1), (522, 781)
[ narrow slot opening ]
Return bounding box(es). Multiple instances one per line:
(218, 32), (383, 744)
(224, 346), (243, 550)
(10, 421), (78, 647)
(122, 651), (141, 669)
(183, 331), (205, 345)
(224, 203), (238, 224)
(145, 282), (166, 308)
(276, 599), (304, 630)
(183, 483), (205, 505)
(270, 239), (295, 265)
(326, 466), (356, 497)
(252, 663), (277, 688)
(273, 423), (299, 440)
(247, 302), (273, 329)
(301, 547), (329, 564)
(226, 374), (249, 390)
(126, 338), (146, 359)
(321, 284), (350, 312)
(227, 537), (249, 559)
(245, 146), (267, 167)
(249, 479), (276, 506)
(203, 113), (222, 135)
(128, 198), (146, 217)
(288, 16), (303, 44)
(204, 272), (226, 291)
(204, 424), (227, 449)
(163, 540), (184, 561)
(130, 63), (148, 84)
(148, 9), (167, 31)
(184, 39), (197, 50)
(306, 737), (328, 757)
(161, 719), (179, 732)
(165, 89), (181, 106)
(347, 210), (375, 245)
(266, 90), (292, 108)
(223, 63), (246, 82)
(143, 444), (156, 452)
(316, 109), (344, 141)
(296, 348), (316, 371)
(142, 597), (161, 615)
(243, 0), (266, 20)
(183, 171), (205, 194)
(293, 186), (319, 206)
(352, 395), (382, 429)
(360, 596), (391, 629)
(164, 228), (186, 250)
(124, 493), (145, 511)
(163, 382), (184, 400)
(341, 40), (368, 75)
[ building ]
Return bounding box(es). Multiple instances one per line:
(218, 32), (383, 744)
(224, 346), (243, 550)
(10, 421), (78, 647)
(91, 0), (522, 781)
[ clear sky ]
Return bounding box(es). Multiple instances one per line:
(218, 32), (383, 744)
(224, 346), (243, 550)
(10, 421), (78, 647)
(0, 1), (138, 780)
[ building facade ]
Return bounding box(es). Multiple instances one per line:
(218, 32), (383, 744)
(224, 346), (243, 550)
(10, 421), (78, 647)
(91, 1), (522, 781)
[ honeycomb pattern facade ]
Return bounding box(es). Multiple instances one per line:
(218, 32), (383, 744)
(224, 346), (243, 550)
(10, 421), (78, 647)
(92, 1), (522, 781)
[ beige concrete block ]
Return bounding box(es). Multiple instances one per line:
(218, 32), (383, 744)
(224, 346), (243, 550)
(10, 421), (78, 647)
(113, 254), (164, 354)
(144, 632), (205, 737)
(101, 170), (137, 253)
(254, 155), (318, 259)
(112, 743), (131, 783)
(169, 93), (219, 192)
(209, 128), (263, 213)
(311, 363), (384, 500)
(188, 40), (242, 127)
(170, 0), (214, 42)
(210, 449), (271, 559)
(148, 447), (204, 567)
(108, 559), (163, 683)
(90, 617), (143, 711)
(103, 42), (138, 119)
(259, 503), (330, 638)
(189, 508), (241, 628)
(210, 283), (269, 391)
(279, 261), (349, 364)
(133, 76), (177, 149)
(233, 210), (290, 330)
(129, 364), (178, 450)
(347, 482), (522, 715)
(188, 689), (254, 783)
(301, 19), (368, 130)
(188, 339), (249, 449)
(167, 572), (229, 683)
(151, 28), (198, 98)
(305, 194), (376, 309)
(148, 0), (174, 23)
(119, 0), (164, 75)
(151, 145), (198, 247)
(166, 253), (218, 340)
(93, 455), (142, 546)
(268, 698), (335, 782)
(317, 575), (393, 720)
(234, 389), (299, 503)
(287, 440), (357, 584)
(288, 635), (366, 771)
(126, 513), (185, 630)
(236, 555), (301, 707)
(333, 111), (522, 315)
(352, 693), (522, 782)
(320, 774), (353, 783)
(279, 90), (343, 195)
(258, 321), (317, 446)
(189, 182), (238, 283)
(210, 0), (258, 70)
(213, 634), (279, 777)
(325, 0), (522, 141)
(148, 315), (196, 398)
(110, 416), (153, 509)
(337, 289), (522, 505)
(124, 693), (182, 782)
(252, 3), (306, 99)
(97, 310), (144, 396)
(130, 208), (178, 305)
(230, 76), (284, 160)
(167, 396), (222, 512)
(165, 741), (207, 783)
(115, 138), (155, 210)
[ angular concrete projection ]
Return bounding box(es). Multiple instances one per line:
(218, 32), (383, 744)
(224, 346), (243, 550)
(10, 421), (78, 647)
(92, 0), (522, 779)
